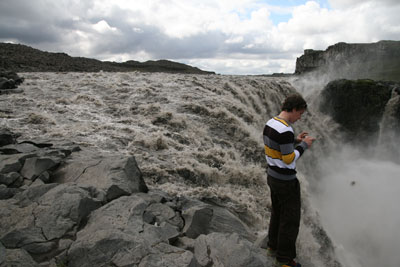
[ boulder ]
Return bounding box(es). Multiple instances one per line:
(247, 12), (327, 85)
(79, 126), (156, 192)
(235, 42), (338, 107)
(0, 77), (17, 90)
(138, 243), (199, 267)
(0, 143), (40, 154)
(0, 184), (20, 200)
(0, 72), (24, 94)
(67, 194), (188, 267)
(0, 172), (23, 187)
(182, 206), (213, 238)
(20, 157), (61, 181)
(0, 154), (25, 174)
(193, 232), (271, 267)
(0, 248), (39, 267)
(144, 202), (184, 229)
(182, 204), (255, 241)
(0, 242), (5, 265)
(0, 128), (16, 147)
(0, 71), (24, 85)
(53, 150), (148, 201)
(0, 183), (102, 260)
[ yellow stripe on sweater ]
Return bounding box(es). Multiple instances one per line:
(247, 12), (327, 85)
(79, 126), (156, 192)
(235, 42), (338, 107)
(265, 145), (295, 164)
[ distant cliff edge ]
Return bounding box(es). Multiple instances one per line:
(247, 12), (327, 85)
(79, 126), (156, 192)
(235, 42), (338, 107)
(0, 43), (215, 74)
(295, 40), (400, 82)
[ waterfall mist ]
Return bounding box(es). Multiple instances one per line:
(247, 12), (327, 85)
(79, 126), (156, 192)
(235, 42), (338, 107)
(314, 147), (400, 267)
(292, 76), (400, 267)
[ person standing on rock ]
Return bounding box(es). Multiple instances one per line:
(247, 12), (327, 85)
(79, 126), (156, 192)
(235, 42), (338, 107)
(263, 93), (315, 267)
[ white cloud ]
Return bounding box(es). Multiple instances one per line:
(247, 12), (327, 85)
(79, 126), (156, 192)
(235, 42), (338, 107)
(0, 0), (399, 74)
(92, 20), (119, 34)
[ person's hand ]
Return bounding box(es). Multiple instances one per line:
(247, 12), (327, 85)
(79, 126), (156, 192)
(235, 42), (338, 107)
(303, 135), (316, 147)
(296, 132), (308, 142)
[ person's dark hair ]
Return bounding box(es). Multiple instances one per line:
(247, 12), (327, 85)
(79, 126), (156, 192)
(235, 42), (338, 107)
(281, 93), (307, 112)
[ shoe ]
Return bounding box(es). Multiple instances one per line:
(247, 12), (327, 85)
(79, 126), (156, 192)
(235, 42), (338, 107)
(276, 259), (301, 267)
(267, 247), (276, 257)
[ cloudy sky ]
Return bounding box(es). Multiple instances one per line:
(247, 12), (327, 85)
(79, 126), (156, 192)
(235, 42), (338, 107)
(1, 0), (399, 74)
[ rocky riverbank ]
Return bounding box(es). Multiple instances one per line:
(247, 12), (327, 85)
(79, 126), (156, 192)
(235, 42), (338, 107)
(0, 128), (275, 267)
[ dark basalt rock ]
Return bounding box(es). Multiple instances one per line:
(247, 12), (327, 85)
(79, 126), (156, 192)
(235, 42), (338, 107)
(0, 128), (274, 267)
(0, 71), (24, 93)
(295, 40), (400, 82)
(319, 79), (398, 142)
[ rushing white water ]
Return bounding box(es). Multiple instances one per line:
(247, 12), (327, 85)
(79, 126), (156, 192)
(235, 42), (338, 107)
(2, 71), (398, 266)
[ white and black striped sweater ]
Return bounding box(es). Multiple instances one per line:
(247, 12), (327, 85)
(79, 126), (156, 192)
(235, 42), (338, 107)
(263, 116), (308, 180)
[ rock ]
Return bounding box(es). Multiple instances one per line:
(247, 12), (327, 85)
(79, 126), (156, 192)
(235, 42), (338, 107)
(174, 236), (196, 251)
(53, 151), (148, 201)
(33, 184), (102, 241)
(182, 204), (255, 241)
(0, 143), (40, 154)
(295, 40), (400, 82)
(210, 206), (255, 241)
(182, 206), (213, 238)
(193, 232), (271, 267)
(0, 71), (24, 85)
(0, 248), (39, 267)
(142, 222), (180, 244)
(66, 195), (148, 267)
(0, 77), (17, 90)
(144, 202), (183, 228)
(67, 194), (190, 267)
(20, 157), (61, 181)
(15, 183), (59, 207)
(0, 183), (102, 260)
(0, 72), (24, 93)
(0, 128), (16, 147)
(0, 199), (44, 248)
(0, 242), (5, 265)
(138, 243), (199, 267)
(319, 79), (394, 142)
(0, 154), (24, 174)
(0, 184), (20, 199)
(0, 172), (23, 186)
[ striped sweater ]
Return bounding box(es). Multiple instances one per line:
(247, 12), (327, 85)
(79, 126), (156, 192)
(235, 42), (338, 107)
(263, 116), (308, 180)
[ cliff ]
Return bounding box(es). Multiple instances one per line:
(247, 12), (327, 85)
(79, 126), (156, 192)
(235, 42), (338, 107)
(319, 79), (398, 142)
(295, 40), (400, 82)
(0, 43), (215, 74)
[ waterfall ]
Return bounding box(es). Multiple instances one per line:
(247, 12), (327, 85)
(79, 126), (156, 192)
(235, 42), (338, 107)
(3, 71), (399, 266)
